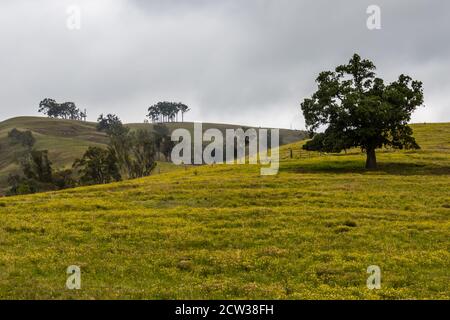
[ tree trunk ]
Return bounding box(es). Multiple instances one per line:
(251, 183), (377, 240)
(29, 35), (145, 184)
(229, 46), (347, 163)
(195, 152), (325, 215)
(365, 148), (377, 169)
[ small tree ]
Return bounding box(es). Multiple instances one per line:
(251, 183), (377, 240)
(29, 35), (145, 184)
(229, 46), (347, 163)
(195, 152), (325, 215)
(52, 169), (76, 189)
(178, 103), (190, 122)
(7, 174), (38, 195)
(38, 98), (60, 118)
(128, 130), (157, 178)
(73, 147), (121, 185)
(8, 129), (35, 149)
(153, 124), (174, 161)
(301, 54), (424, 169)
(38, 99), (85, 120)
(96, 114), (123, 134)
(21, 150), (53, 183)
(107, 122), (133, 176)
(7, 149), (55, 195)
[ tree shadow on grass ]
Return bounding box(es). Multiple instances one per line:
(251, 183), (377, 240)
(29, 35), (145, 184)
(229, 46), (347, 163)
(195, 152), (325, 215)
(280, 160), (450, 176)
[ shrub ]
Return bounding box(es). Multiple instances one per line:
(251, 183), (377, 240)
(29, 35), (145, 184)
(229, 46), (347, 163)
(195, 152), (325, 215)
(8, 129), (35, 149)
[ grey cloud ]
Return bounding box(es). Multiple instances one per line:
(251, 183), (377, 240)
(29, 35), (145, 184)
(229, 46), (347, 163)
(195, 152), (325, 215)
(0, 0), (449, 129)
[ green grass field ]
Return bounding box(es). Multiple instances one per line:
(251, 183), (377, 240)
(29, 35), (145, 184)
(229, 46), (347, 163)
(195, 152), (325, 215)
(0, 122), (449, 299)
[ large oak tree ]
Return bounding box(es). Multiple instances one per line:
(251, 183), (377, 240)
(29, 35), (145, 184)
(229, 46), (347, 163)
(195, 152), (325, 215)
(301, 54), (424, 169)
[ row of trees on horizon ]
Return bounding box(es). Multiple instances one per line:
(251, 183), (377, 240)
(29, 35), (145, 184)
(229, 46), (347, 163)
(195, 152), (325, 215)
(38, 98), (87, 121)
(147, 101), (190, 123)
(37, 99), (191, 124)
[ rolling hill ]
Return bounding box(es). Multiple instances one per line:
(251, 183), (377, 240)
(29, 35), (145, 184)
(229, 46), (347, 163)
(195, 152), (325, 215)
(0, 122), (448, 299)
(0, 116), (307, 194)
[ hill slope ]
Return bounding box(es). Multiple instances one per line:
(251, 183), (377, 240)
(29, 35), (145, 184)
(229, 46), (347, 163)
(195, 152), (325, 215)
(0, 117), (108, 194)
(0, 122), (448, 299)
(0, 116), (307, 194)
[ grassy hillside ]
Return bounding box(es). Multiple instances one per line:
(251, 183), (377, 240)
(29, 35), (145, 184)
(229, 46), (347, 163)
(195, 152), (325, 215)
(0, 116), (307, 194)
(0, 117), (108, 194)
(0, 123), (448, 299)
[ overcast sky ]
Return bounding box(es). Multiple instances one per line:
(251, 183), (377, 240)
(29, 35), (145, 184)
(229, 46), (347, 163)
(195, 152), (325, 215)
(0, 0), (449, 129)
